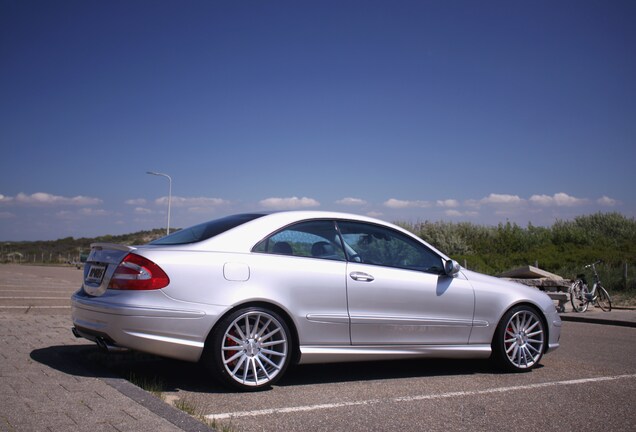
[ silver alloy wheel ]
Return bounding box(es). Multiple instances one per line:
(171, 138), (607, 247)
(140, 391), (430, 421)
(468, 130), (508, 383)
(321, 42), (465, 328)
(221, 310), (289, 388)
(503, 309), (545, 369)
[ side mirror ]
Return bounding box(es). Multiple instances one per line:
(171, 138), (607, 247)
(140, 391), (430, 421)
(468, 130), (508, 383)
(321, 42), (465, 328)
(444, 259), (460, 276)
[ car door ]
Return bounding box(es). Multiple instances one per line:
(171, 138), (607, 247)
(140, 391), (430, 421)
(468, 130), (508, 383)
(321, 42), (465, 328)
(252, 219), (350, 346)
(338, 221), (475, 345)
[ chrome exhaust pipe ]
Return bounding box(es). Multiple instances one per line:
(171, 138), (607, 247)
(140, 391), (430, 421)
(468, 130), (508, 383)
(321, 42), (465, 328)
(96, 337), (128, 353)
(72, 326), (128, 353)
(95, 337), (108, 351)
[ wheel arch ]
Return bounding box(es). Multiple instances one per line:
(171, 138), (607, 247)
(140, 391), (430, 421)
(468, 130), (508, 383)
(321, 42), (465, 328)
(498, 301), (550, 354)
(203, 300), (302, 365)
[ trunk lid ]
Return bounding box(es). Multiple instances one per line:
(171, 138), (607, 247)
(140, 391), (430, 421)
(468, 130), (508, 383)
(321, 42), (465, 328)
(82, 243), (136, 296)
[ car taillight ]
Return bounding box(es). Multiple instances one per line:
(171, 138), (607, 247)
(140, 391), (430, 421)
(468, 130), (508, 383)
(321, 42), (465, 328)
(108, 253), (170, 290)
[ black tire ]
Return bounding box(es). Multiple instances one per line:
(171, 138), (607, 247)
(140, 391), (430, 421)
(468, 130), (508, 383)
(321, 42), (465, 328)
(203, 307), (292, 391)
(596, 286), (612, 312)
(492, 305), (546, 372)
(570, 280), (589, 313)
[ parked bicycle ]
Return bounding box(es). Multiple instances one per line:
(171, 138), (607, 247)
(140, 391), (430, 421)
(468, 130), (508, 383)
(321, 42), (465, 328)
(570, 260), (612, 312)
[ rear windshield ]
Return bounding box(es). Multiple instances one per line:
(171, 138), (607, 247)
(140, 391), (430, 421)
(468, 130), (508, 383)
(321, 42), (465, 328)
(149, 213), (265, 245)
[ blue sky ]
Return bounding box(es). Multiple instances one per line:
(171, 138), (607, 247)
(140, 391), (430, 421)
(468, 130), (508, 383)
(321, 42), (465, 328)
(1, 0), (635, 241)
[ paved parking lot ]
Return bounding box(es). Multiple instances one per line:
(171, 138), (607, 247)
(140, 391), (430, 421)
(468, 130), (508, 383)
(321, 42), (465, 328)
(0, 264), (80, 314)
(126, 322), (636, 432)
(1, 264), (635, 431)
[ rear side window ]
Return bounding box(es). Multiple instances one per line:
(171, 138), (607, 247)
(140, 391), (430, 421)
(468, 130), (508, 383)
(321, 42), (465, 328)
(150, 214), (265, 245)
(253, 220), (346, 261)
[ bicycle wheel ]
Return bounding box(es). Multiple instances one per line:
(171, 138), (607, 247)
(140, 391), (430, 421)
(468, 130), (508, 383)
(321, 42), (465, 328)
(596, 286), (612, 312)
(570, 280), (588, 313)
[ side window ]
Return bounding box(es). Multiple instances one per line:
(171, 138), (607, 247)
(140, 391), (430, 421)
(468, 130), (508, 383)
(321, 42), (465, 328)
(253, 220), (346, 261)
(337, 221), (444, 274)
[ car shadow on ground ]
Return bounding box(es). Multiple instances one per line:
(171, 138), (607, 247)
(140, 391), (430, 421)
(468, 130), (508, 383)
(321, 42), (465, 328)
(31, 343), (510, 394)
(279, 357), (496, 388)
(30, 344), (226, 393)
(30, 344), (108, 379)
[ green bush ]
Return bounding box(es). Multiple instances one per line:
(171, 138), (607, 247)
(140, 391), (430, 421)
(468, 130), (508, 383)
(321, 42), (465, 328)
(400, 212), (636, 292)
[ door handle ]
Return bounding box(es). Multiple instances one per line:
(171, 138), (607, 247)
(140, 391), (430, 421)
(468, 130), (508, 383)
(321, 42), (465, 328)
(350, 271), (374, 282)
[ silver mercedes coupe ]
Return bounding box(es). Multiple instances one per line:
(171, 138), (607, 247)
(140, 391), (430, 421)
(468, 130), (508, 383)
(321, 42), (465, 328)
(71, 211), (561, 391)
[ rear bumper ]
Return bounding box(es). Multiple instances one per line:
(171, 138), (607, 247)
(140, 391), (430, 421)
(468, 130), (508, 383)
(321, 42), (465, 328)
(71, 291), (221, 362)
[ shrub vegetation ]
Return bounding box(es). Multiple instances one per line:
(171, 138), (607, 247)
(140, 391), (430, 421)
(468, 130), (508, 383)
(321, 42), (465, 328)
(398, 212), (636, 292)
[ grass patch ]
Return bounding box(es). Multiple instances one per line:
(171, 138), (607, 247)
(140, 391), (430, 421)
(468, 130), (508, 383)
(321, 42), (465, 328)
(173, 397), (198, 415)
(172, 396), (237, 432)
(610, 290), (636, 308)
(126, 373), (165, 399)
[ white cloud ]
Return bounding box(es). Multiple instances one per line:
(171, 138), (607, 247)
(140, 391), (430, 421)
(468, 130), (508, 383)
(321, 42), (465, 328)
(125, 198), (147, 205)
(480, 193), (524, 205)
(79, 208), (111, 216)
(529, 192), (586, 207)
(1, 192), (102, 206)
(379, 191), (619, 221)
(155, 196), (229, 208)
(383, 198), (431, 209)
(553, 192), (587, 206)
(464, 199), (480, 208)
(528, 194), (552, 206)
(133, 207), (154, 215)
(445, 209), (478, 218)
(259, 196), (320, 209)
(336, 197), (367, 206)
(597, 196), (618, 206)
(436, 199), (460, 208)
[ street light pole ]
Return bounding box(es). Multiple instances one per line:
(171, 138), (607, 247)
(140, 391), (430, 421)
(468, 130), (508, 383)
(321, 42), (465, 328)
(146, 171), (172, 235)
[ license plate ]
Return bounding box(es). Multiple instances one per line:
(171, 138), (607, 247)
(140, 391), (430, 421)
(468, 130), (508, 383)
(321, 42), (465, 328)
(86, 264), (107, 284)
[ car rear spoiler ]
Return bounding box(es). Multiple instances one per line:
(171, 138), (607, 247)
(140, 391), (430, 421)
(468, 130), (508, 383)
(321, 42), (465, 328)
(90, 243), (137, 252)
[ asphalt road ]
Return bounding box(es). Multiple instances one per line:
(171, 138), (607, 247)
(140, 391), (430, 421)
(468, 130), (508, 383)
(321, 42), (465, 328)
(115, 321), (632, 432)
(1, 264), (635, 432)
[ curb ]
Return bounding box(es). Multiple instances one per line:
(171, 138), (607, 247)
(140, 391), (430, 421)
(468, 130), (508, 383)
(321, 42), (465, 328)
(55, 335), (217, 432)
(559, 314), (636, 328)
(102, 376), (216, 432)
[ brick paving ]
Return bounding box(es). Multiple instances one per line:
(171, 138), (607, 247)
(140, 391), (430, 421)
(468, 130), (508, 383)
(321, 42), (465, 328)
(0, 265), (208, 432)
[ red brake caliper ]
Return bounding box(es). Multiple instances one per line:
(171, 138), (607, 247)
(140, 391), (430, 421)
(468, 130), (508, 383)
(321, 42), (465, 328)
(505, 324), (513, 350)
(225, 330), (240, 367)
